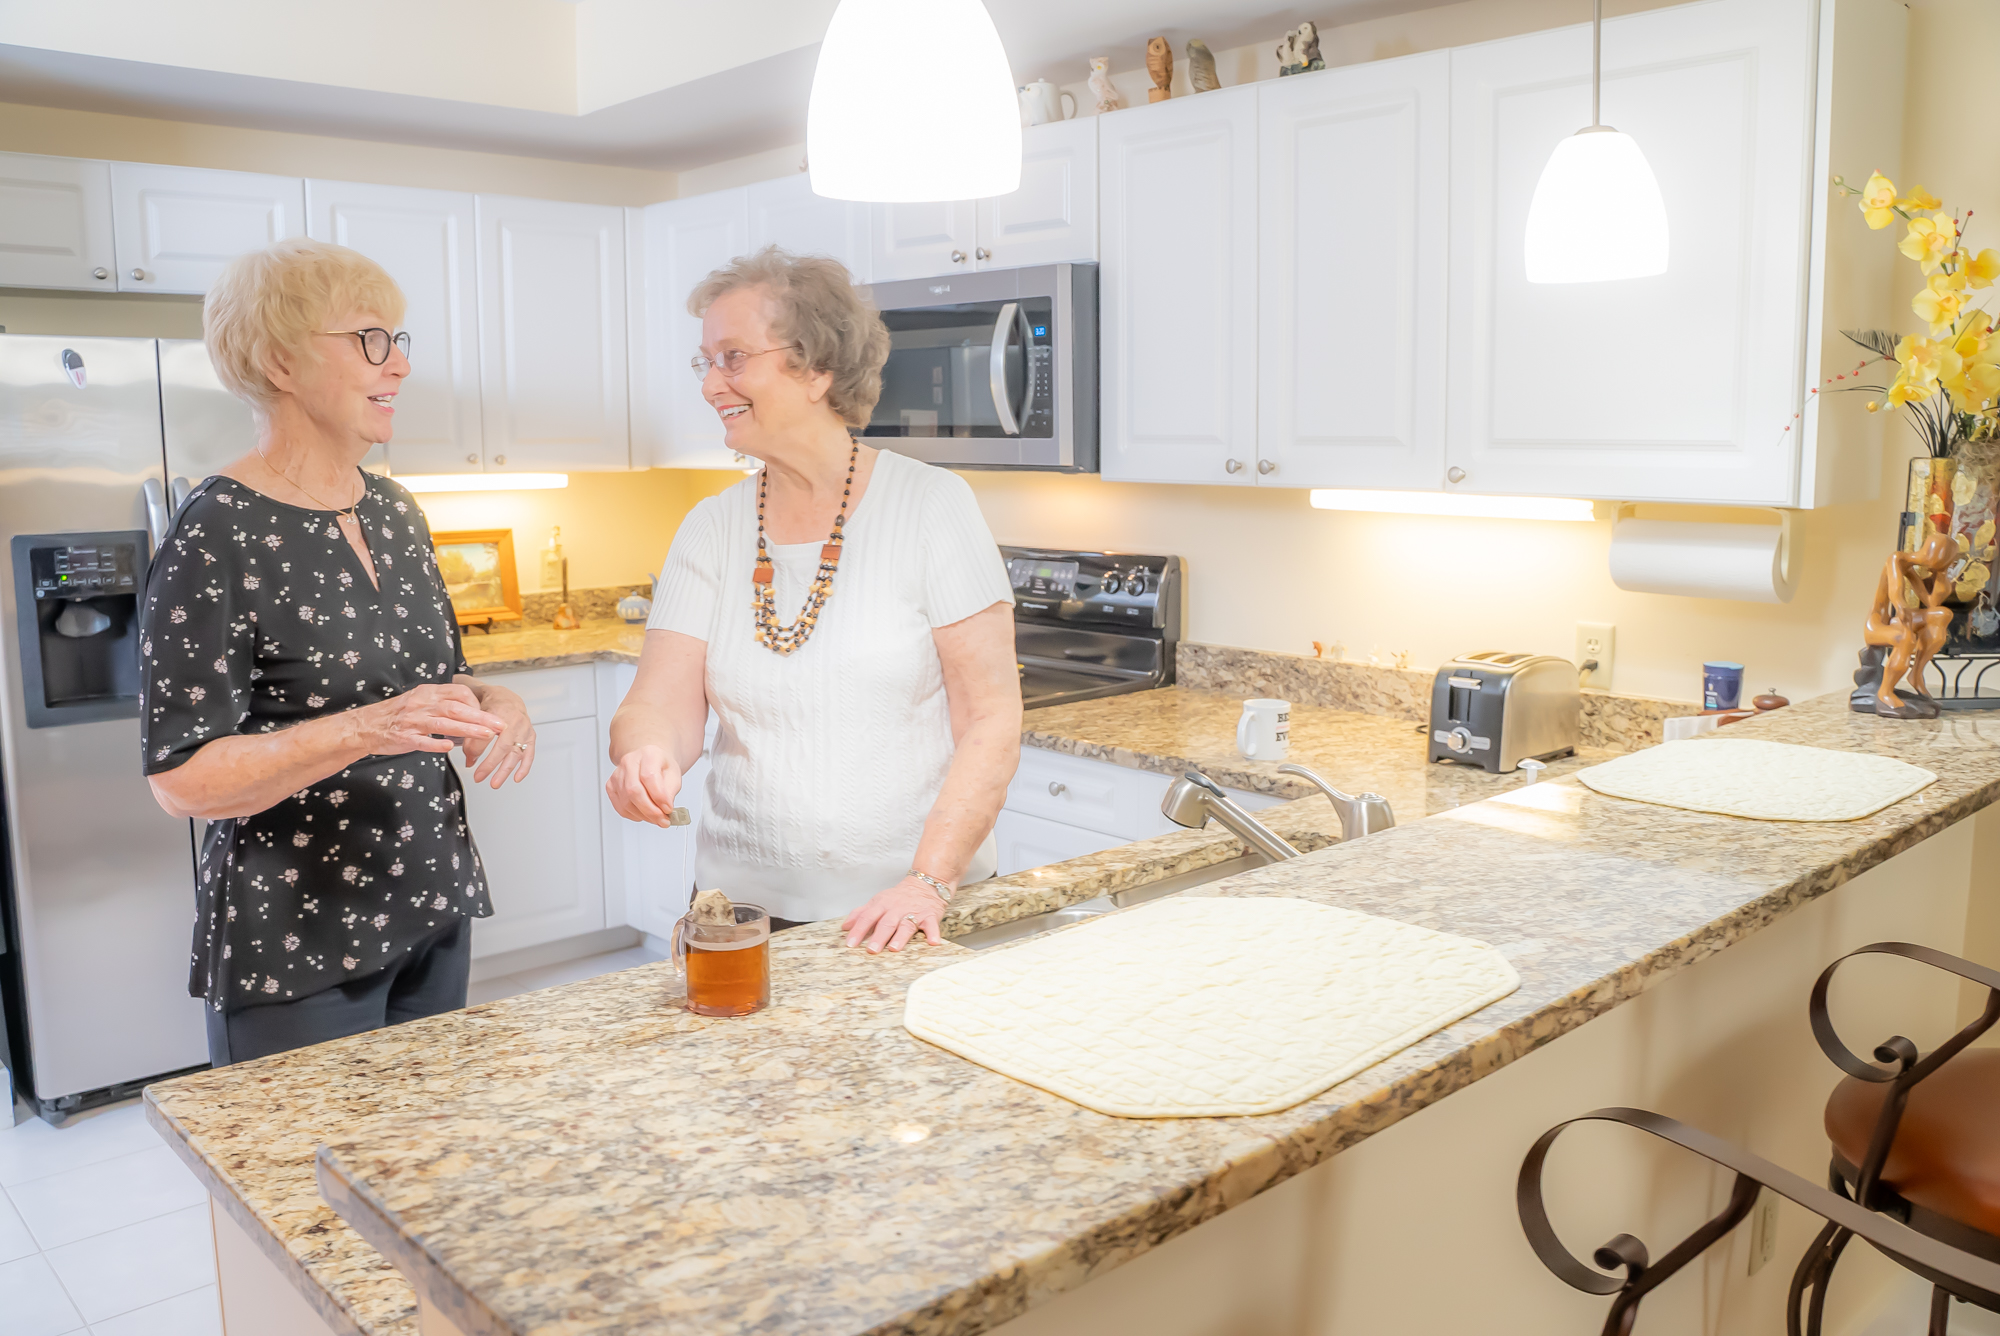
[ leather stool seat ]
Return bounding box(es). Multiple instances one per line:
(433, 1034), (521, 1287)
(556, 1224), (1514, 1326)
(1825, 1048), (2000, 1237)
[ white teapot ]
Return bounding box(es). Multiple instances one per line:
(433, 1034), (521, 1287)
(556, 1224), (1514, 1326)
(1019, 79), (1077, 126)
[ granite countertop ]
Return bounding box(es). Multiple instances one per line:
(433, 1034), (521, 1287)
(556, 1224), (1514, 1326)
(143, 697), (2000, 1336)
(460, 618), (645, 672)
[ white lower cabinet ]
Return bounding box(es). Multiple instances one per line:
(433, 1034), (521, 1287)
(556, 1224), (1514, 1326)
(994, 809), (1129, 878)
(596, 662), (712, 942)
(462, 667), (605, 960)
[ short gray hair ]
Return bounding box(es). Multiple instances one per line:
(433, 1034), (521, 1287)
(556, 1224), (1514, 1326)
(687, 246), (890, 429)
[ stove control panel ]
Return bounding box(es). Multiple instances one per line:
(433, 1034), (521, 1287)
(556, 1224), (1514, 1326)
(1002, 546), (1180, 634)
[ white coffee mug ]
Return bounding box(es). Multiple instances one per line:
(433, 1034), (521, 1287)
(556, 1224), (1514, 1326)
(1019, 79), (1078, 126)
(1236, 698), (1291, 761)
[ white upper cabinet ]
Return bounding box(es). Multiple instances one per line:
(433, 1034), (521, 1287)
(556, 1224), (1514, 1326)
(475, 195), (629, 472)
(631, 189), (749, 469)
(0, 154), (115, 291)
(976, 116), (1098, 271)
(110, 162), (305, 295)
(1257, 52), (1449, 491)
(1445, 0), (1816, 504)
(1098, 84), (1259, 485)
(748, 174), (870, 280)
(869, 198), (980, 283)
(307, 180), (483, 475)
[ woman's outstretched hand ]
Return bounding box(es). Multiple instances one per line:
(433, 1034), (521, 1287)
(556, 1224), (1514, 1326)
(606, 744), (685, 827)
(459, 688), (537, 787)
(843, 876), (948, 953)
(350, 684), (508, 758)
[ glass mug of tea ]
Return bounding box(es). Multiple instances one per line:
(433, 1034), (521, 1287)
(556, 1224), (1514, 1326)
(672, 902), (771, 1017)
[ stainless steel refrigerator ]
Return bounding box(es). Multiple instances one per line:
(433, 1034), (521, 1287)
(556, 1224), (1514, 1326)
(0, 334), (255, 1123)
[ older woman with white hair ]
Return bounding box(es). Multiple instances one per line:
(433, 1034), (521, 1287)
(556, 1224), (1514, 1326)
(139, 238), (534, 1064)
(607, 247), (1021, 952)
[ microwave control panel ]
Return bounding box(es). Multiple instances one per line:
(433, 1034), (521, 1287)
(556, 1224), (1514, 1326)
(1023, 318), (1054, 438)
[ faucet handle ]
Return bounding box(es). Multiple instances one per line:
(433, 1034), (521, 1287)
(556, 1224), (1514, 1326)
(1276, 763), (1396, 840)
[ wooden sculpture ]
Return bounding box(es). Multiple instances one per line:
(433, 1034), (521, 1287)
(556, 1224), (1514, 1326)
(1187, 39), (1220, 92)
(1146, 37), (1172, 102)
(1861, 531), (1958, 717)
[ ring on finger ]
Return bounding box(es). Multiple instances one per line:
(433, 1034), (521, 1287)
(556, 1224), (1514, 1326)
(902, 913), (921, 926)
(513, 741), (529, 751)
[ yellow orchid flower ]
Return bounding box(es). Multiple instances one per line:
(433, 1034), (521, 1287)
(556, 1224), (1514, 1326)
(1965, 248), (2000, 288)
(1860, 172), (1898, 228)
(1901, 215), (1960, 272)
(1888, 334), (1961, 407)
(1914, 273), (1969, 332)
(1899, 185), (1943, 211)
(1944, 320), (2000, 410)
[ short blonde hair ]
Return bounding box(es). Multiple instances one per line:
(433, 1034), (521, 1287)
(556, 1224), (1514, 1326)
(688, 246), (890, 429)
(203, 238), (405, 413)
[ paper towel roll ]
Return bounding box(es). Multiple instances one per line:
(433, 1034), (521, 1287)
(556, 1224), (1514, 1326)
(1608, 517), (1795, 603)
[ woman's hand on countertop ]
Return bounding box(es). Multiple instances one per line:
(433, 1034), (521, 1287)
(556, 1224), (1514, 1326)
(843, 876), (947, 953)
(459, 683), (537, 788)
(606, 745), (685, 827)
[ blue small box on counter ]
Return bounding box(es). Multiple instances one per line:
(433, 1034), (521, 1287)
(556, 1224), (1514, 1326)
(1703, 661), (1745, 711)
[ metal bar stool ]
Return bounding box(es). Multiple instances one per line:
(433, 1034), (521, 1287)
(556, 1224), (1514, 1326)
(1518, 1108), (2000, 1336)
(1789, 943), (2000, 1335)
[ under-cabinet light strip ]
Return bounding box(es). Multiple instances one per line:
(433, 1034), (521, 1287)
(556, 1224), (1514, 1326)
(1308, 490), (1596, 522)
(393, 473), (570, 494)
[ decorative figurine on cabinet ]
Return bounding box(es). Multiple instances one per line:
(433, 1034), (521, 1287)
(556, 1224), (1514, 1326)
(1187, 39), (1220, 92)
(1087, 56), (1123, 113)
(1145, 37), (1173, 101)
(1277, 22), (1325, 76)
(1857, 531), (1958, 718)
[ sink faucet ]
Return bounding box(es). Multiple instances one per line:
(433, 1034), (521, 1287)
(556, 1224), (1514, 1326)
(1159, 771), (1302, 861)
(1275, 763), (1396, 842)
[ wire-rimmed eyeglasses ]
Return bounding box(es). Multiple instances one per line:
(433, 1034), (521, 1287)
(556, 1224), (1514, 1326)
(321, 328), (412, 366)
(690, 344), (800, 380)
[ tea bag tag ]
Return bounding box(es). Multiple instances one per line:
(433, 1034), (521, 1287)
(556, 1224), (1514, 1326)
(691, 888), (734, 926)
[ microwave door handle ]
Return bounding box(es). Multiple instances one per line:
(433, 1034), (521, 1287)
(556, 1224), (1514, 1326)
(988, 301), (1022, 437)
(1010, 304), (1033, 432)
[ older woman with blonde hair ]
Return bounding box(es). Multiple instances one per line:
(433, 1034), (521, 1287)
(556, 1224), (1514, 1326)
(607, 247), (1021, 951)
(139, 237), (534, 1064)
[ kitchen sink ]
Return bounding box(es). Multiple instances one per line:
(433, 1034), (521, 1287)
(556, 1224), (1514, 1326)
(949, 851), (1272, 950)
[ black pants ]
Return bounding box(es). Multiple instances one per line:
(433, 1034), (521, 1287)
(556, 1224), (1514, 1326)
(204, 916), (472, 1067)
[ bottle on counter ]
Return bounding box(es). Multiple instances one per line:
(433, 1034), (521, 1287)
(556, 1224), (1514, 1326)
(540, 526), (565, 592)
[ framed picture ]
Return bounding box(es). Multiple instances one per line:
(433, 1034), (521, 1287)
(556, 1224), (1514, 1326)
(431, 529), (522, 627)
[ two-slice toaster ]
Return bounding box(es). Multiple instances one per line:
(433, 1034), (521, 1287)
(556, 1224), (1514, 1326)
(1427, 651), (1579, 773)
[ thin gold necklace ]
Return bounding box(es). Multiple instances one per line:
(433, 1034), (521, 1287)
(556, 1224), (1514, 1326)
(257, 442), (364, 523)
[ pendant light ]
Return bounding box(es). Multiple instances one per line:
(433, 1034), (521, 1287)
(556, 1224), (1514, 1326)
(808, 0), (1021, 203)
(1523, 0), (1668, 283)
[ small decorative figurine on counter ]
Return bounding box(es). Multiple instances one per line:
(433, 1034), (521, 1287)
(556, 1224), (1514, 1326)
(1277, 22), (1325, 76)
(1087, 56), (1123, 113)
(1145, 37), (1173, 102)
(616, 582), (654, 624)
(1857, 531), (1957, 717)
(1187, 38), (1220, 92)
(552, 557), (583, 631)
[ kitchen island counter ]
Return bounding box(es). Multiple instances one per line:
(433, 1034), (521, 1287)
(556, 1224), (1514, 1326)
(144, 697), (2000, 1335)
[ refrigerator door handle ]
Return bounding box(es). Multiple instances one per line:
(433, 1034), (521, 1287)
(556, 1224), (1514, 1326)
(169, 476), (191, 514)
(142, 477), (170, 549)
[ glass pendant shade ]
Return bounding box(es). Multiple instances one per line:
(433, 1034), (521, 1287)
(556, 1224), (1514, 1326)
(1524, 127), (1669, 283)
(808, 0), (1021, 203)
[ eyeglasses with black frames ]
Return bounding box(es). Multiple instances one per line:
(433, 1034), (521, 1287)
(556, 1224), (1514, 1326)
(321, 328), (412, 366)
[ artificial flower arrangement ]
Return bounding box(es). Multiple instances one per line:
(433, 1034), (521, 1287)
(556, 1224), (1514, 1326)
(1833, 172), (2000, 455)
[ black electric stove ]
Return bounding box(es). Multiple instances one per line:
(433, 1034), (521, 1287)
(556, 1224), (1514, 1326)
(1003, 546), (1182, 710)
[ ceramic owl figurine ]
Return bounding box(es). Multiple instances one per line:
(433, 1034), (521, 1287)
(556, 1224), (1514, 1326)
(1297, 21), (1324, 69)
(1276, 30), (1299, 71)
(1087, 56), (1122, 113)
(1186, 39), (1220, 93)
(1145, 36), (1172, 102)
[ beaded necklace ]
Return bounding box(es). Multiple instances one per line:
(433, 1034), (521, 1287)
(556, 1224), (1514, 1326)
(752, 440), (858, 655)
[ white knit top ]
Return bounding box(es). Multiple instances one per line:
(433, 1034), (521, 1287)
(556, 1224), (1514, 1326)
(648, 450), (1016, 922)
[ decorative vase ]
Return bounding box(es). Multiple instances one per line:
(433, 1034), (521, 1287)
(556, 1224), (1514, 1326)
(1903, 456), (1957, 553)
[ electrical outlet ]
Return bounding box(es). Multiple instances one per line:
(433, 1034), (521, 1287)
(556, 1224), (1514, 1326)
(1747, 1189), (1780, 1276)
(1576, 622), (1616, 690)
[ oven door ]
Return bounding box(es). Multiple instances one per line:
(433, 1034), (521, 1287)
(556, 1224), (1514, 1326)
(862, 263), (1095, 472)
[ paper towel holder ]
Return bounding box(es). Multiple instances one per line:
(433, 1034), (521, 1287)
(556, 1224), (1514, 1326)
(1610, 505), (1796, 603)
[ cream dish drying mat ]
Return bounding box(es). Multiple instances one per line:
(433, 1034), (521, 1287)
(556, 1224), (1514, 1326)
(902, 897), (1519, 1118)
(1574, 738), (1936, 822)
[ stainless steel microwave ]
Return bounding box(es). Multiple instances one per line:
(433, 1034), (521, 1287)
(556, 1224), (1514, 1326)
(860, 262), (1097, 472)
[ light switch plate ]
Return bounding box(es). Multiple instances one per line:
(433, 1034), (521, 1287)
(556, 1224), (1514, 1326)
(1747, 1189), (1779, 1275)
(1576, 622), (1615, 691)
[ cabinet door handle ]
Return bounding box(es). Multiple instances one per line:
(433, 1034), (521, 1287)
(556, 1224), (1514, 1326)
(1225, 458), (1244, 474)
(91, 267), (109, 280)
(1047, 781), (1067, 797)
(976, 247), (992, 261)
(465, 453), (479, 465)
(950, 250), (967, 264)
(1447, 466), (1467, 484)
(130, 268), (146, 281)
(494, 454), (507, 466)
(1257, 459), (1276, 475)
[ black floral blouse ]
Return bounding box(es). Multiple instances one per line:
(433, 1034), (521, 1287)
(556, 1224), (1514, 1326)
(139, 472), (491, 1012)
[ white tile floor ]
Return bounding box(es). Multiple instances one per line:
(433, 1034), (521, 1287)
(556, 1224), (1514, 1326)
(0, 943), (663, 1336)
